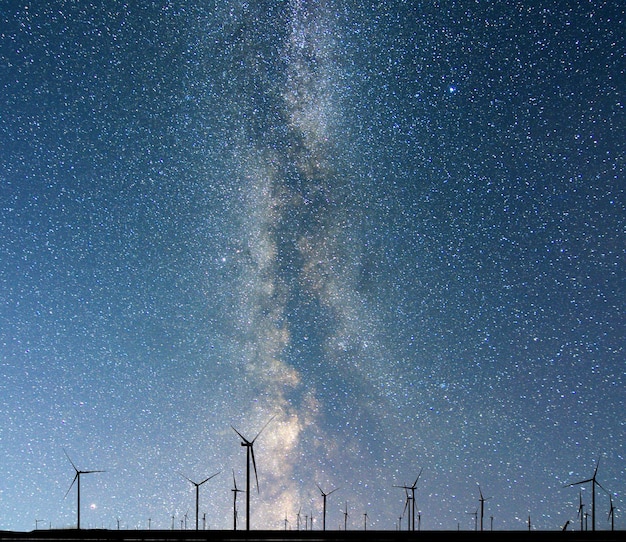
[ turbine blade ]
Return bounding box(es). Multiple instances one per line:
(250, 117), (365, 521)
(64, 473), (78, 499)
(593, 457), (600, 478)
(251, 446), (259, 493)
(200, 471), (221, 485)
(63, 449), (78, 472)
(252, 415), (276, 443)
(564, 477), (593, 488)
(231, 425), (250, 444)
(328, 487), (340, 496)
(316, 483), (324, 495)
(180, 472), (194, 485)
(413, 468), (424, 488)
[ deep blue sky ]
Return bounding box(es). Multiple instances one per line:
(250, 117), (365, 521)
(1, 0), (624, 532)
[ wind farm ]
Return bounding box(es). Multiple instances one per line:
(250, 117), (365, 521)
(0, 420), (621, 541)
(1, 443), (623, 542)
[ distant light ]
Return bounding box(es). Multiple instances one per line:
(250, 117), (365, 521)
(449, 85), (457, 93)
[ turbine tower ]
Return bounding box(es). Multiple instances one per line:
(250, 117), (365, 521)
(180, 471), (220, 530)
(316, 484), (339, 531)
(231, 415), (275, 530)
(63, 449), (104, 530)
(565, 457), (606, 531)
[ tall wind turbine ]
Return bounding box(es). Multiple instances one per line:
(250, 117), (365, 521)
(564, 457), (606, 531)
(231, 469), (245, 530)
(477, 485), (492, 531)
(180, 471), (220, 530)
(231, 415), (275, 530)
(316, 484), (339, 531)
(63, 449), (105, 530)
(394, 468), (423, 531)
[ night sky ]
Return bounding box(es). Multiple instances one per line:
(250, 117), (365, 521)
(1, 0), (624, 533)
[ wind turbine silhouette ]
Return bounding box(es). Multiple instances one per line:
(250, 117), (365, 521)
(180, 471), (220, 530)
(607, 494), (615, 531)
(296, 506), (302, 531)
(564, 457), (606, 531)
(394, 468), (423, 531)
(231, 469), (245, 531)
(63, 449), (105, 530)
(477, 485), (492, 531)
(577, 490), (585, 531)
(316, 484), (339, 531)
(231, 415), (275, 531)
(343, 501), (349, 531)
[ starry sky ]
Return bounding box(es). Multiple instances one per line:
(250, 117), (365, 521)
(1, 0), (624, 533)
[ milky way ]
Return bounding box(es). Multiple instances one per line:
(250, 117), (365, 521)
(0, 0), (624, 533)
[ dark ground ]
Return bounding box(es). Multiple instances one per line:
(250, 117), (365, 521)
(0, 530), (623, 542)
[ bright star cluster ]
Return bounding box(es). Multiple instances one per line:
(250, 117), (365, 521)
(1, 0), (624, 533)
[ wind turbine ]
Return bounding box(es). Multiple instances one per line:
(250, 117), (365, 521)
(231, 469), (245, 531)
(180, 471), (220, 530)
(343, 501), (349, 531)
(477, 485), (492, 531)
(231, 415), (275, 530)
(363, 512), (368, 531)
(296, 506), (302, 531)
(316, 484), (339, 531)
(564, 457), (606, 531)
(63, 449), (105, 530)
(393, 468), (423, 531)
(607, 494), (615, 531)
(577, 490), (585, 531)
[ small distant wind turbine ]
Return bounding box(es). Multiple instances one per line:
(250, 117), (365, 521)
(564, 457), (607, 531)
(363, 512), (368, 531)
(577, 490), (585, 531)
(343, 501), (349, 531)
(231, 415), (275, 531)
(180, 471), (220, 530)
(477, 485), (492, 531)
(63, 449), (105, 530)
(316, 484), (339, 531)
(296, 506), (302, 531)
(231, 469), (245, 531)
(607, 494), (615, 531)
